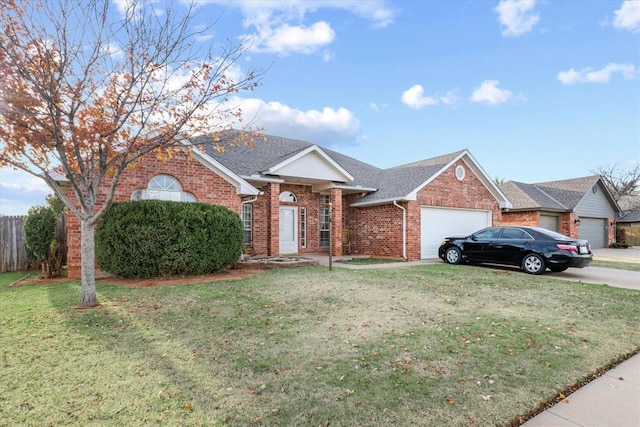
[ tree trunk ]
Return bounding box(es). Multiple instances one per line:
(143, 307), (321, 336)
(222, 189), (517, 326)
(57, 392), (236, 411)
(79, 218), (99, 307)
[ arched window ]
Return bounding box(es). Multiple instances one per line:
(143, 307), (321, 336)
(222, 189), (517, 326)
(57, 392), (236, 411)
(131, 174), (196, 202)
(279, 191), (297, 202)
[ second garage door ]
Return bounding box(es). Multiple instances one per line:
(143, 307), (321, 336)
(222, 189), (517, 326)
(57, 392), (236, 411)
(579, 217), (607, 248)
(420, 207), (492, 259)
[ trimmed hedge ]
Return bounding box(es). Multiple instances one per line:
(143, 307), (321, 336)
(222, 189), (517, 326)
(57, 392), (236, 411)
(96, 200), (244, 278)
(24, 205), (57, 263)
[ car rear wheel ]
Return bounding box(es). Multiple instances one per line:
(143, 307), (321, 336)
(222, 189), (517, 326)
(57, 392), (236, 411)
(522, 253), (545, 275)
(444, 247), (462, 264)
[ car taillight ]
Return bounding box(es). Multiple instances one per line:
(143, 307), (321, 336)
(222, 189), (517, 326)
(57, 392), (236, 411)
(556, 244), (578, 252)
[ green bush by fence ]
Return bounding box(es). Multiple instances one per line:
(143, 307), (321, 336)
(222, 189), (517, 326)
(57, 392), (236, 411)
(96, 200), (244, 278)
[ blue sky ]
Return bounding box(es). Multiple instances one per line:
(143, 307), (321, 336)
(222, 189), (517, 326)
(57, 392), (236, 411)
(1, 0), (639, 215)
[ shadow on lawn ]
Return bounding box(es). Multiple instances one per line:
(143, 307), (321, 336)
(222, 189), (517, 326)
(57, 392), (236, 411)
(44, 279), (242, 423)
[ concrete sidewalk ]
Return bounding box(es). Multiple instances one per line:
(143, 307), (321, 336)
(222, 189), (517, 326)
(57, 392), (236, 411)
(522, 353), (640, 427)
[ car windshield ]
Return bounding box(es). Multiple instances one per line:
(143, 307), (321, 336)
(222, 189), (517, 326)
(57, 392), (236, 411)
(473, 228), (501, 239)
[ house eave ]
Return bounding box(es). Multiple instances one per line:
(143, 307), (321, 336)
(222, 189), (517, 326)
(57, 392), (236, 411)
(351, 196), (413, 208)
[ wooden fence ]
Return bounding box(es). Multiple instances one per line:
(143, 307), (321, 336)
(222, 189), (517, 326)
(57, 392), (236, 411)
(618, 225), (640, 246)
(0, 215), (67, 273)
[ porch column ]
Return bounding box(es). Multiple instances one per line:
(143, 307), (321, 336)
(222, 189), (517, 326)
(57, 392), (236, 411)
(330, 188), (343, 257)
(268, 182), (280, 256)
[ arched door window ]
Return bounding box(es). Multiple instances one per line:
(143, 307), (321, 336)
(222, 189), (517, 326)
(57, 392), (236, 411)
(279, 191), (297, 202)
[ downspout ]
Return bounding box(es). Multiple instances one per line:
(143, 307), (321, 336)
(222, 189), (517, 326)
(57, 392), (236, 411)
(393, 201), (407, 261)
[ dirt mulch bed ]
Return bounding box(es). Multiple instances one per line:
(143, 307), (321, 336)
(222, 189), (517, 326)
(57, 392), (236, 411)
(9, 268), (263, 288)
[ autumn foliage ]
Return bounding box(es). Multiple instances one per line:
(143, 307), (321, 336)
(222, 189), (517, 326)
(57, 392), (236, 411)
(0, 0), (261, 306)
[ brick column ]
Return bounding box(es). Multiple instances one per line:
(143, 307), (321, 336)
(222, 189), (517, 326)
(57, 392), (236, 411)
(331, 188), (343, 257)
(65, 213), (82, 279)
(268, 182), (280, 256)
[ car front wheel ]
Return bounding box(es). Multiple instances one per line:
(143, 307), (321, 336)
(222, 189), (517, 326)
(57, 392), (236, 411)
(522, 253), (545, 275)
(444, 247), (462, 264)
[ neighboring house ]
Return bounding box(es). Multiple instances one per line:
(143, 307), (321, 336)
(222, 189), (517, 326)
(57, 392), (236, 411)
(617, 195), (640, 246)
(63, 131), (511, 278)
(499, 176), (620, 248)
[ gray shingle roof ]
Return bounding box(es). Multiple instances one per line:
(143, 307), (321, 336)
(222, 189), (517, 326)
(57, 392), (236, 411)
(618, 194), (640, 222)
(191, 131), (465, 204)
(500, 176), (601, 211)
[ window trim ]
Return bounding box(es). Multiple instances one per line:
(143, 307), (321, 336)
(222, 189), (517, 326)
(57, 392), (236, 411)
(242, 203), (253, 246)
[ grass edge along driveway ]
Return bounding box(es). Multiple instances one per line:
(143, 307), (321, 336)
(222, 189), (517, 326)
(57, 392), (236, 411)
(1, 264), (639, 426)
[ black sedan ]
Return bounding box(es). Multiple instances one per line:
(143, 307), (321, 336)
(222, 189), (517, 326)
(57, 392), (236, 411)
(438, 226), (592, 274)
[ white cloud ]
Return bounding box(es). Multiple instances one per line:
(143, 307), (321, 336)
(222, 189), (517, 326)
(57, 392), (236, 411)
(470, 80), (513, 105)
(223, 97), (360, 146)
(229, 1), (396, 56)
(494, 0), (540, 37)
(401, 85), (438, 109)
(258, 21), (336, 55)
(557, 63), (638, 84)
(613, 0), (640, 32)
(0, 168), (51, 215)
(401, 85), (458, 109)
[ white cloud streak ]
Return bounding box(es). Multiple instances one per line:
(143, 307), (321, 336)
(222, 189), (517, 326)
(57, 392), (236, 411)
(557, 63), (637, 84)
(494, 0), (540, 37)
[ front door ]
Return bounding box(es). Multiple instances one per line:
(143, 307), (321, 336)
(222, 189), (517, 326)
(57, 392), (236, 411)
(279, 206), (298, 254)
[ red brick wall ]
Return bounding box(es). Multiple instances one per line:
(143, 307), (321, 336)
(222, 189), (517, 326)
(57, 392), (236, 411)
(66, 150), (242, 278)
(346, 203), (404, 259)
(409, 160), (502, 260)
(345, 160), (502, 261)
(501, 211), (541, 227)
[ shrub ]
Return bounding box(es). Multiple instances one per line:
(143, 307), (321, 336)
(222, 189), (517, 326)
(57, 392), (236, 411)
(24, 205), (57, 278)
(96, 200), (244, 278)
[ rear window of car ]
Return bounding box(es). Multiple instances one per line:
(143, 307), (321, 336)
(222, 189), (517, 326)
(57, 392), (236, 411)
(501, 228), (533, 240)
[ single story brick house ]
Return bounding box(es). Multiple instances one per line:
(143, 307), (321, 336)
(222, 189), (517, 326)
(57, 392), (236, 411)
(64, 131), (512, 278)
(499, 176), (620, 248)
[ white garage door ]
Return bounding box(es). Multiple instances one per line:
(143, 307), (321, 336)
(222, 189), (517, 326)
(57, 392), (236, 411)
(420, 207), (491, 259)
(579, 217), (607, 248)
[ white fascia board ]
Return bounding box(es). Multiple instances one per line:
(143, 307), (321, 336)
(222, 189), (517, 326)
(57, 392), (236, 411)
(334, 184), (378, 193)
(47, 169), (69, 182)
(461, 151), (513, 209)
(267, 145), (354, 182)
(241, 175), (285, 184)
(405, 150), (512, 209)
(187, 145), (260, 196)
(351, 196), (412, 208)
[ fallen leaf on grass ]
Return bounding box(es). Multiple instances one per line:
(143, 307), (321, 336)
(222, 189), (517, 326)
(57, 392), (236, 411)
(446, 397), (456, 404)
(481, 395), (492, 401)
(184, 402), (194, 410)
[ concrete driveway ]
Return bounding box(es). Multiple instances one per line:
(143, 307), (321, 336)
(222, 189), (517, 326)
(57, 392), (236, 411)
(548, 248), (640, 291)
(314, 248), (640, 290)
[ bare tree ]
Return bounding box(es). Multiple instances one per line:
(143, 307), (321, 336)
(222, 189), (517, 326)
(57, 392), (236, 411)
(0, 0), (261, 307)
(593, 164), (640, 204)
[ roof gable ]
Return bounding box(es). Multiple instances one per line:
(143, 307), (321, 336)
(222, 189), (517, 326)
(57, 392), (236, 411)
(352, 149), (512, 208)
(266, 145), (354, 183)
(500, 175), (620, 214)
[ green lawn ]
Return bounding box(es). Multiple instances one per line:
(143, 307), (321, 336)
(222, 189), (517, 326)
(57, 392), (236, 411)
(1, 265), (639, 426)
